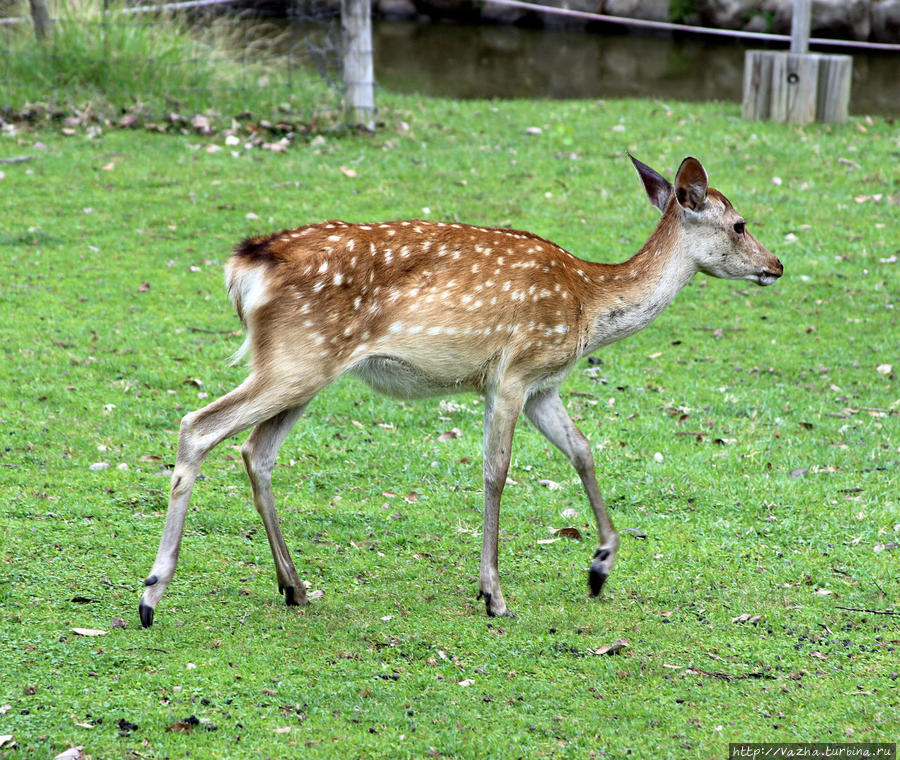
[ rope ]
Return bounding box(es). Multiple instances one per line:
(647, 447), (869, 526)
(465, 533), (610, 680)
(483, 0), (900, 52)
(4, 0), (899, 50)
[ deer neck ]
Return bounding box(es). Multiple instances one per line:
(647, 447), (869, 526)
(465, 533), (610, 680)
(582, 221), (698, 355)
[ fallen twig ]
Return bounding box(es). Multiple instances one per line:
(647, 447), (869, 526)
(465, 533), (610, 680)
(685, 667), (774, 681)
(0, 155), (33, 163)
(835, 606), (899, 616)
(186, 326), (235, 335)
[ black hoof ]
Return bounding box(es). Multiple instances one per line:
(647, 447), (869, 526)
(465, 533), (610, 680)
(477, 590), (514, 618)
(139, 601), (155, 628)
(144, 574), (158, 587)
(588, 563), (609, 596)
(283, 586), (299, 606)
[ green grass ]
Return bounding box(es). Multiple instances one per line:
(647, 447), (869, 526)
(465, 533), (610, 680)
(0, 95), (898, 757)
(0, 0), (338, 127)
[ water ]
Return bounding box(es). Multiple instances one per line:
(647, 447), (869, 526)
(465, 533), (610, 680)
(373, 21), (900, 115)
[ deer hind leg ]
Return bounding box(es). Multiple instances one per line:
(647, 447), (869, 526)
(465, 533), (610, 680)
(241, 405), (308, 608)
(477, 383), (524, 618)
(139, 372), (325, 627)
(524, 388), (619, 596)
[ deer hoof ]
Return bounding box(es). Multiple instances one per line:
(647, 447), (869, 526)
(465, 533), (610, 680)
(588, 547), (613, 596)
(283, 585), (299, 606)
(139, 600), (155, 628)
(477, 590), (514, 618)
(588, 564), (609, 596)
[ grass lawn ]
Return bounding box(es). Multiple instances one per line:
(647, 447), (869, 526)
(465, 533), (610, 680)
(0, 95), (897, 758)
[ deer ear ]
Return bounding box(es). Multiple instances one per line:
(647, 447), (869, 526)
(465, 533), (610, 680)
(629, 153), (672, 214)
(674, 157), (708, 211)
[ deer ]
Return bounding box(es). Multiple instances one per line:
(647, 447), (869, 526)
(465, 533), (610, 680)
(138, 155), (782, 627)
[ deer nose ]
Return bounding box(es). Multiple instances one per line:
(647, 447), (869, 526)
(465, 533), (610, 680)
(764, 257), (783, 279)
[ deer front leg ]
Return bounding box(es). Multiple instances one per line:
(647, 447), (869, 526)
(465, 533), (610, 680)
(524, 388), (619, 595)
(241, 406), (308, 608)
(477, 385), (524, 618)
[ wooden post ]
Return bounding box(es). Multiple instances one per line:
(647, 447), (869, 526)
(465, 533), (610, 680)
(28, 0), (52, 42)
(816, 55), (852, 123)
(340, 0), (375, 131)
(790, 0), (811, 54)
(742, 0), (852, 125)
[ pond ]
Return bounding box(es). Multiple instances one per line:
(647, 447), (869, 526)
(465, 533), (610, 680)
(372, 21), (900, 116)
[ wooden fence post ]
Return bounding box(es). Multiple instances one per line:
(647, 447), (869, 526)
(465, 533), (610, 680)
(742, 0), (852, 125)
(340, 0), (375, 131)
(789, 0), (811, 53)
(28, 0), (52, 41)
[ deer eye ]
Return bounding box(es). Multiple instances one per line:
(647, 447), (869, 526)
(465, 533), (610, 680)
(733, 221), (745, 235)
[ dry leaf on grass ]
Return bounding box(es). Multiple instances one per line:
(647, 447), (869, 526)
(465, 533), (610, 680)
(167, 716), (199, 733)
(587, 639), (628, 656)
(71, 627), (107, 636)
(53, 747), (82, 760)
(553, 527), (583, 540)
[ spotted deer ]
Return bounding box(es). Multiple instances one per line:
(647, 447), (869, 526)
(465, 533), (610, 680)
(138, 155), (782, 627)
